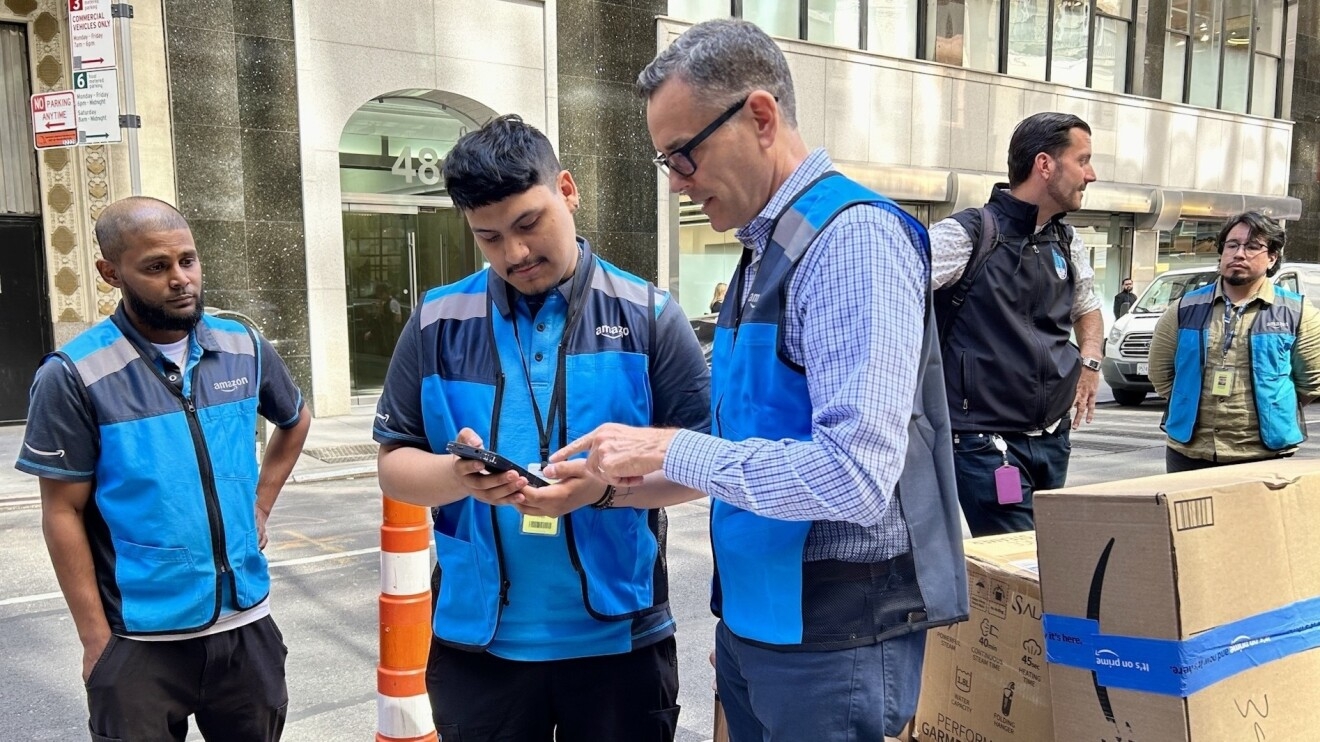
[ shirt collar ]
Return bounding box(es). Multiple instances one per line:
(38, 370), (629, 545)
(1214, 277), (1277, 307)
(488, 237), (593, 319)
(735, 148), (834, 252)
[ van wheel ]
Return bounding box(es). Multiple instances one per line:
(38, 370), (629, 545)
(1112, 389), (1146, 406)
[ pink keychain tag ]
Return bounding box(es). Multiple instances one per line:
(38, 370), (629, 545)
(995, 464), (1023, 505)
(990, 435), (1023, 505)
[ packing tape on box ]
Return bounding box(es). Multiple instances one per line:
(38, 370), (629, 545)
(1042, 595), (1320, 697)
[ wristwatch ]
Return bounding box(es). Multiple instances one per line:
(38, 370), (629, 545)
(1081, 356), (1102, 372)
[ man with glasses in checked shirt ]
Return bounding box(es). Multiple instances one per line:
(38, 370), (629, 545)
(1148, 211), (1320, 472)
(549, 18), (967, 742)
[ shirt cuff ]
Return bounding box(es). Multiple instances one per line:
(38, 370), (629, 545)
(662, 428), (734, 492)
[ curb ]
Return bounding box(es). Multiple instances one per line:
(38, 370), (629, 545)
(291, 463), (378, 484)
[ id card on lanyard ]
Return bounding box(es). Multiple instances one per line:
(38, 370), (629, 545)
(1213, 299), (1249, 397)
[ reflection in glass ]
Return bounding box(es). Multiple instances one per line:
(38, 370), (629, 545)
(1007, 0), (1048, 81)
(1167, 0), (1190, 32)
(1051, 0), (1091, 87)
(1252, 54), (1278, 116)
(808, 0), (862, 48)
(1091, 17), (1128, 93)
(1162, 31), (1188, 102)
(928, 0), (1000, 72)
(339, 96), (478, 197)
(744, 0), (799, 38)
(1256, 0), (1283, 55)
(868, 0), (918, 57)
(1187, 0), (1220, 108)
(1219, 0), (1251, 113)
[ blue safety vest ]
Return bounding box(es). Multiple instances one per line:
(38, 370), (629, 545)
(56, 312), (269, 635)
(709, 172), (968, 649)
(1166, 283), (1306, 450)
(414, 248), (673, 649)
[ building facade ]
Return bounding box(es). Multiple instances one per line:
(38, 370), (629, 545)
(0, 0), (1314, 420)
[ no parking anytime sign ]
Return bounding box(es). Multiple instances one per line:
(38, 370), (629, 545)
(30, 91), (78, 149)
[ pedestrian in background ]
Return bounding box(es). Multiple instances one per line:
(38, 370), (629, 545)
(373, 114), (710, 742)
(928, 112), (1104, 537)
(552, 19), (967, 741)
(709, 282), (727, 313)
(1148, 211), (1320, 472)
(1114, 276), (1136, 318)
(16, 196), (310, 741)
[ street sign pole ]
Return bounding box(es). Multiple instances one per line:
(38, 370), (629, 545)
(112, 3), (140, 195)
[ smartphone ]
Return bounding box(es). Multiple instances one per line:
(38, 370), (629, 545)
(445, 441), (550, 487)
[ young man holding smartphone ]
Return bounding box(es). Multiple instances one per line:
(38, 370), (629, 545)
(372, 115), (710, 742)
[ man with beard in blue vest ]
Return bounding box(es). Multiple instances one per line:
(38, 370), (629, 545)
(17, 196), (309, 741)
(551, 19), (968, 742)
(1148, 211), (1320, 472)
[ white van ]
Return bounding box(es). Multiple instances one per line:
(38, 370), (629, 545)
(1102, 263), (1320, 406)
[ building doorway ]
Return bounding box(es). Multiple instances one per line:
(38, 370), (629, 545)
(339, 90), (495, 395)
(0, 23), (50, 422)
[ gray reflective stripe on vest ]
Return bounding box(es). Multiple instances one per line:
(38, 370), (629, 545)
(589, 267), (652, 307)
(421, 290), (485, 329)
(74, 337), (141, 387)
(209, 326), (256, 357)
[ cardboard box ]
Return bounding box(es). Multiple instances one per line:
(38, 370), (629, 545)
(914, 531), (1053, 742)
(1036, 460), (1320, 741)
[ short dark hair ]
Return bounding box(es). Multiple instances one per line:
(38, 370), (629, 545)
(442, 114), (562, 211)
(1217, 211), (1286, 278)
(94, 196), (190, 263)
(1007, 112), (1092, 188)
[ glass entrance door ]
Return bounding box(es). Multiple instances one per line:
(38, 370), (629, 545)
(343, 205), (482, 394)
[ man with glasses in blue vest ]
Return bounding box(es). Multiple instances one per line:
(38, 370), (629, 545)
(551, 19), (968, 741)
(1148, 211), (1320, 472)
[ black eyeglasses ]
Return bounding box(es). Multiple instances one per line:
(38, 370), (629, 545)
(652, 97), (748, 178)
(1222, 240), (1270, 257)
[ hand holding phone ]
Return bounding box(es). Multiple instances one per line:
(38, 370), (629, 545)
(446, 441), (551, 488)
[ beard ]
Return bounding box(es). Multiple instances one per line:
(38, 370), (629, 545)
(123, 285), (205, 332)
(1224, 272), (1258, 287)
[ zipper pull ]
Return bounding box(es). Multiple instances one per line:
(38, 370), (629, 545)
(185, 399), (196, 413)
(1031, 244), (1039, 254)
(962, 398), (969, 411)
(500, 579), (511, 606)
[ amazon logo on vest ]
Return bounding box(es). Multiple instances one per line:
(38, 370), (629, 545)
(595, 325), (630, 339)
(213, 377), (251, 393)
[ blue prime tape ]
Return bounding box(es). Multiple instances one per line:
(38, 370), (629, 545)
(1044, 595), (1320, 696)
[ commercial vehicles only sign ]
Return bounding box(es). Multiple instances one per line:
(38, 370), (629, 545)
(30, 91), (78, 149)
(69, 0), (116, 70)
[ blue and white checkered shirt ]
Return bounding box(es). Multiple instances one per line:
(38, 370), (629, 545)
(663, 149), (928, 561)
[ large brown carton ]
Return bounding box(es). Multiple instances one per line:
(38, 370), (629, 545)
(914, 531), (1053, 742)
(1036, 459), (1320, 741)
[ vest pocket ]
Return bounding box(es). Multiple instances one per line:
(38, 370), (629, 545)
(112, 538), (208, 632)
(231, 525), (271, 606)
(432, 531), (498, 646)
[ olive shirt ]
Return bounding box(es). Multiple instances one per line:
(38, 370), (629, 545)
(1148, 279), (1320, 462)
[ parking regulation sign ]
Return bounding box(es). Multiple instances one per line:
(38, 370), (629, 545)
(31, 91), (78, 149)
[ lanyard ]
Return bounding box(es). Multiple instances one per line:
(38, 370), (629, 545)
(503, 252), (592, 464)
(1220, 298), (1249, 360)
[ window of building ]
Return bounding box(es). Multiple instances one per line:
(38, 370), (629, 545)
(1158, 219), (1223, 272)
(1163, 0), (1287, 115)
(929, 0), (1001, 71)
(867, 0), (920, 57)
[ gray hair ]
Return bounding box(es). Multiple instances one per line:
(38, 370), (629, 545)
(636, 19), (798, 128)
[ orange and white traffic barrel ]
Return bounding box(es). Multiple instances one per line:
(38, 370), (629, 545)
(377, 497), (438, 742)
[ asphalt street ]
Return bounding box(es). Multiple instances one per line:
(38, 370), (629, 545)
(4, 395), (1320, 740)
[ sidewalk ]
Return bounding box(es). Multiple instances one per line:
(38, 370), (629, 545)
(0, 405), (381, 505)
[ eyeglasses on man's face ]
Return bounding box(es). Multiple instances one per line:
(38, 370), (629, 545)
(1222, 240), (1270, 257)
(652, 96), (749, 178)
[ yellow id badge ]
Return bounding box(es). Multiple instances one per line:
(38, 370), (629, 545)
(1212, 368), (1236, 396)
(521, 515), (559, 536)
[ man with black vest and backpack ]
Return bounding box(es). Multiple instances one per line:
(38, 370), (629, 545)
(929, 112), (1105, 537)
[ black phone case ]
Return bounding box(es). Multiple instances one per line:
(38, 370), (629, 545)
(445, 442), (550, 487)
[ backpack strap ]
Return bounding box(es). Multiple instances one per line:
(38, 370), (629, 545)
(938, 206), (999, 349)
